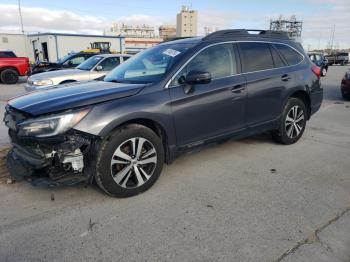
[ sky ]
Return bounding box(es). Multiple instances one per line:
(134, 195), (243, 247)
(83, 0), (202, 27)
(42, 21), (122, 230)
(0, 0), (349, 49)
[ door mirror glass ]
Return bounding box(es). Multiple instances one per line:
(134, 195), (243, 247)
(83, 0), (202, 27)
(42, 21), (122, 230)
(185, 70), (211, 85)
(95, 65), (103, 71)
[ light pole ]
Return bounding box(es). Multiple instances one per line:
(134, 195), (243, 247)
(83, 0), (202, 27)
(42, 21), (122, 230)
(18, 0), (24, 34)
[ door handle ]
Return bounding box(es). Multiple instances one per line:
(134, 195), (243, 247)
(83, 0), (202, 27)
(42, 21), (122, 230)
(232, 84), (246, 94)
(281, 74), (291, 82)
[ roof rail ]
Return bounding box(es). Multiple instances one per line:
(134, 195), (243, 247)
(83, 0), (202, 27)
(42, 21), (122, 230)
(160, 36), (193, 43)
(203, 29), (290, 40)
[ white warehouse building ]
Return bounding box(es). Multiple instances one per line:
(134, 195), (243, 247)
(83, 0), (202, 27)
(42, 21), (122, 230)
(0, 32), (125, 63)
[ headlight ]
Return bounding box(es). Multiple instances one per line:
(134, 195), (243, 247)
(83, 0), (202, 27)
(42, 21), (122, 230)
(32, 79), (53, 86)
(18, 108), (90, 137)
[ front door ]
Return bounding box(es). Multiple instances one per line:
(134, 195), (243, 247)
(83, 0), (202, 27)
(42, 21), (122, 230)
(169, 43), (247, 146)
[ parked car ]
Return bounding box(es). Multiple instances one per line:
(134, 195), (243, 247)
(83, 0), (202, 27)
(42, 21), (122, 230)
(4, 29), (323, 197)
(30, 52), (96, 75)
(25, 54), (131, 91)
(308, 52), (328, 76)
(325, 52), (349, 66)
(341, 69), (350, 100)
(0, 51), (30, 84)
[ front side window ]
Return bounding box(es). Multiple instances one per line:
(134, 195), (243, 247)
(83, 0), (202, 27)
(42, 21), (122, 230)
(104, 42), (195, 84)
(239, 42), (274, 72)
(96, 57), (120, 71)
(171, 43), (237, 86)
(273, 44), (303, 66)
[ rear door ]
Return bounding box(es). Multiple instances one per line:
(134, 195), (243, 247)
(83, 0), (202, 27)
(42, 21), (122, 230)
(238, 42), (290, 127)
(169, 43), (247, 146)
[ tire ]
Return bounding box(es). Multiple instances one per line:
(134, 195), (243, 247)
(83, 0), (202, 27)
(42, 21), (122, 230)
(321, 67), (327, 76)
(95, 124), (164, 197)
(0, 69), (19, 84)
(272, 97), (307, 145)
(342, 90), (350, 101)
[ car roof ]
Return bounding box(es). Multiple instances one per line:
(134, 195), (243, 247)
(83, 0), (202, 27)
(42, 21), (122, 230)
(91, 54), (132, 58)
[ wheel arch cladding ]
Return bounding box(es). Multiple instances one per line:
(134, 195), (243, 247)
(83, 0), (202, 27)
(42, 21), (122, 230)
(103, 118), (170, 164)
(290, 90), (311, 119)
(0, 66), (19, 74)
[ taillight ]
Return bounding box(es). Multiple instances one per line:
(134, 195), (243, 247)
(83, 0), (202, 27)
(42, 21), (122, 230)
(312, 66), (321, 78)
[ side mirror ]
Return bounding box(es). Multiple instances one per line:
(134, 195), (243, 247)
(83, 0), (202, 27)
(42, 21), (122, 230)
(95, 65), (103, 71)
(185, 70), (211, 85)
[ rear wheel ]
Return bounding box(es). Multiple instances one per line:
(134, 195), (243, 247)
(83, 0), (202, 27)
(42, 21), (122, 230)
(0, 69), (19, 84)
(272, 97), (307, 144)
(95, 124), (164, 197)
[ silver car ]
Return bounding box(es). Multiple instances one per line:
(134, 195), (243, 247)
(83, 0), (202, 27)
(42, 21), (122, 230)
(25, 54), (131, 91)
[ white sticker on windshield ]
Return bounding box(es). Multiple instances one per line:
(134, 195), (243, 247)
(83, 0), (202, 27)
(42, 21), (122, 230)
(163, 49), (181, 57)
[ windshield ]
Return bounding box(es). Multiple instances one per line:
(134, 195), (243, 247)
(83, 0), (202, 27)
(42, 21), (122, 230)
(77, 56), (103, 71)
(104, 42), (195, 84)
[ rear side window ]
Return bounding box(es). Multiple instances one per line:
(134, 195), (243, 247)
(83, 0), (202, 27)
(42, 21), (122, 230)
(270, 45), (286, 68)
(273, 44), (303, 66)
(239, 42), (274, 72)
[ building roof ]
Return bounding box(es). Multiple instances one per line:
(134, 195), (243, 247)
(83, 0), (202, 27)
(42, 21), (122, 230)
(27, 32), (124, 39)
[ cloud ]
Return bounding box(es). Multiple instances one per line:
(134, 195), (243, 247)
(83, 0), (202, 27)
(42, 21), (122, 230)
(0, 4), (110, 35)
(198, 9), (240, 33)
(0, 3), (349, 49)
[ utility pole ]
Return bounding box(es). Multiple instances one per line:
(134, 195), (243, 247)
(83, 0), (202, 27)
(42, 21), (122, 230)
(18, 0), (24, 34)
(330, 24), (335, 54)
(317, 32), (322, 50)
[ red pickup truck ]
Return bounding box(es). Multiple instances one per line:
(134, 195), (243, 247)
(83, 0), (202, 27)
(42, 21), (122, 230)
(0, 51), (30, 84)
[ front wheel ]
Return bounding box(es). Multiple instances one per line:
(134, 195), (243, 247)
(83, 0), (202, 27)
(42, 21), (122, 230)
(272, 97), (307, 145)
(95, 124), (164, 197)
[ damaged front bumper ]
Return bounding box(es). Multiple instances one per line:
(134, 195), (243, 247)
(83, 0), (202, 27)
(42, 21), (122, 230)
(6, 129), (100, 187)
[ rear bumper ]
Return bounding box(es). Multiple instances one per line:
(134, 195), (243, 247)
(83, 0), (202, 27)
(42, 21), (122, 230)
(310, 88), (323, 117)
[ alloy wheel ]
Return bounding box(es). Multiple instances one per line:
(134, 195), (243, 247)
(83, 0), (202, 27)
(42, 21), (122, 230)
(110, 137), (157, 189)
(285, 105), (305, 139)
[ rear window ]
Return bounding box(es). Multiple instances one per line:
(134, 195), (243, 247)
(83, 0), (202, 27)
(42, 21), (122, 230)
(0, 51), (16, 58)
(273, 44), (303, 66)
(239, 42), (274, 72)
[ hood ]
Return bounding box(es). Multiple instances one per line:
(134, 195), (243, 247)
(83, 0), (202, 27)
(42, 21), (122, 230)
(29, 69), (87, 81)
(8, 81), (145, 116)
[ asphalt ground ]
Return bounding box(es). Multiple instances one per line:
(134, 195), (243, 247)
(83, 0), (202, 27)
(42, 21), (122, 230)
(0, 67), (349, 261)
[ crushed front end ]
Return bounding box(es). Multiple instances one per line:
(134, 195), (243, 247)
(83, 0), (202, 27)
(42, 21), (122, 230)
(4, 105), (99, 186)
